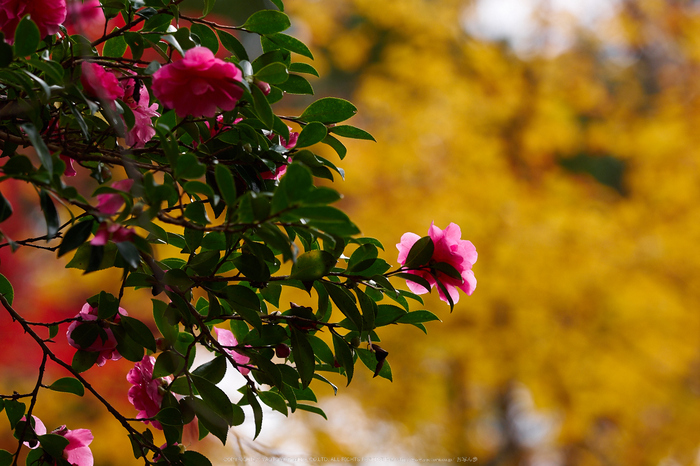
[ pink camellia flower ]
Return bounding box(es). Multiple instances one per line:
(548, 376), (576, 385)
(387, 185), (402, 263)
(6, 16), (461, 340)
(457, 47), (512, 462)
(22, 416), (94, 466)
(396, 222), (477, 304)
(127, 355), (172, 430)
(261, 158), (289, 181)
(80, 62), (123, 102)
(64, 0), (104, 38)
(90, 222), (135, 246)
(95, 178), (133, 215)
(151, 47), (243, 118)
(60, 155), (77, 177)
(0, 0), (67, 44)
(215, 327), (251, 375)
(67, 302), (127, 366)
(122, 78), (159, 148)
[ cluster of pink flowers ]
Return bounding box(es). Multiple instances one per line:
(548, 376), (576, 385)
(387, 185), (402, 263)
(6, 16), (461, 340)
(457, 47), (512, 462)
(0, 0), (67, 44)
(80, 63), (160, 148)
(127, 355), (172, 430)
(397, 222), (477, 304)
(151, 47), (243, 118)
(24, 416), (93, 466)
(66, 303), (127, 366)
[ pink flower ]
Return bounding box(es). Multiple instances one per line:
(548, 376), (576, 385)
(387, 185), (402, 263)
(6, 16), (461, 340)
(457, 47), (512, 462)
(60, 155), (77, 177)
(261, 159), (289, 181)
(95, 178), (133, 215)
(396, 222), (477, 304)
(151, 47), (243, 118)
(0, 0), (67, 44)
(127, 355), (172, 430)
(122, 78), (159, 148)
(64, 0), (104, 38)
(22, 416), (94, 466)
(90, 222), (135, 246)
(80, 62), (122, 102)
(67, 303), (127, 366)
(215, 327), (250, 375)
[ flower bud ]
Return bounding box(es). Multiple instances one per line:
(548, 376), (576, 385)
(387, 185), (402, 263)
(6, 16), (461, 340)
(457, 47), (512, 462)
(275, 343), (291, 359)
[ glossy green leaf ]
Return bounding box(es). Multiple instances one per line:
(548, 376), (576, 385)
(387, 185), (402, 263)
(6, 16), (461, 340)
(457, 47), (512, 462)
(153, 299), (179, 345)
(290, 327), (315, 389)
(0, 273), (13, 306)
(120, 315), (157, 352)
(300, 97), (357, 124)
(276, 74), (313, 95)
(246, 387), (264, 439)
(296, 404), (327, 419)
(330, 125), (376, 141)
(259, 390), (288, 416)
(185, 397), (229, 445)
(36, 434), (69, 459)
(47, 377), (84, 396)
(226, 285), (262, 331)
(217, 30), (248, 60)
(182, 450), (213, 466)
(404, 236), (434, 269)
(103, 29), (128, 57)
(357, 348), (393, 381)
(0, 449), (12, 466)
(214, 164), (237, 206)
(289, 250), (336, 282)
(72, 349), (99, 373)
(192, 355), (227, 384)
(4, 400), (25, 429)
(14, 17), (40, 57)
(190, 23), (219, 54)
(20, 123), (52, 173)
(192, 375), (234, 425)
(265, 33), (313, 59)
(0, 193), (11, 224)
(332, 332), (354, 385)
(242, 10), (290, 34)
(295, 122), (327, 148)
(251, 81), (274, 129)
(254, 62), (288, 84)
(58, 219), (95, 257)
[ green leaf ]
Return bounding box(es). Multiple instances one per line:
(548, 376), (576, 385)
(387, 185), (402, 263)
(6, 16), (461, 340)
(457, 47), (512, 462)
(120, 315), (157, 352)
(226, 285), (262, 332)
(214, 164), (237, 206)
(259, 390), (288, 416)
(72, 349), (99, 373)
(431, 261), (463, 281)
(175, 153), (207, 180)
(202, 0), (216, 16)
(300, 97), (357, 124)
(0, 193), (11, 224)
(0, 273), (14, 306)
(217, 30), (248, 60)
(37, 190), (58, 240)
(357, 348), (392, 381)
(330, 125), (376, 141)
(295, 122), (327, 148)
(394, 272), (431, 294)
(289, 62), (319, 77)
(190, 23), (219, 54)
(192, 355), (227, 384)
(183, 450), (213, 466)
(322, 134), (347, 159)
(245, 387), (264, 439)
(276, 74), (313, 95)
(185, 397), (229, 445)
(113, 326), (145, 362)
(242, 10), (290, 34)
(0, 41), (12, 68)
(14, 17), (40, 56)
(296, 404), (327, 419)
(251, 81), (274, 128)
(20, 123), (52, 173)
(192, 376), (235, 425)
(58, 219), (95, 257)
(233, 253), (270, 282)
(332, 332), (354, 385)
(155, 407), (183, 426)
(0, 449), (12, 466)
(290, 327), (315, 389)
(47, 377), (84, 396)
(375, 304), (407, 327)
(124, 32), (145, 60)
(254, 62), (288, 84)
(103, 29), (128, 57)
(289, 250), (336, 282)
(265, 33), (313, 59)
(404, 236), (434, 269)
(143, 13), (173, 32)
(116, 241), (141, 269)
(36, 434), (69, 459)
(153, 350), (183, 378)
(4, 400), (24, 429)
(153, 299), (179, 345)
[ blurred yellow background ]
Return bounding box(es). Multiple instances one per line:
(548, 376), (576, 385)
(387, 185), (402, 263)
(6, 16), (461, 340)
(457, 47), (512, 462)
(4, 0), (700, 464)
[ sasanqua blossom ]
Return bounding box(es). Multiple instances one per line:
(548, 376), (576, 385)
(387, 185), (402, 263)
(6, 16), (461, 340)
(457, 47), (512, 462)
(66, 303), (127, 366)
(23, 416), (94, 466)
(0, 0), (67, 44)
(396, 222), (477, 304)
(151, 47), (243, 118)
(215, 327), (251, 375)
(127, 355), (172, 430)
